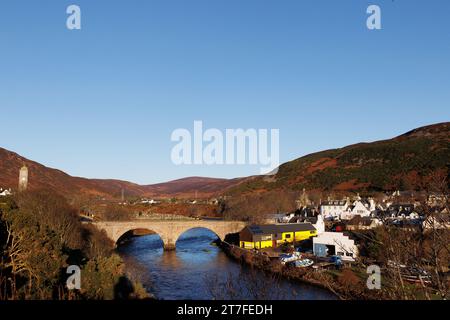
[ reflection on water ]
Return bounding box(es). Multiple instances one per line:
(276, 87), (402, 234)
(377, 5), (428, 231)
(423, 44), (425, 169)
(117, 228), (336, 300)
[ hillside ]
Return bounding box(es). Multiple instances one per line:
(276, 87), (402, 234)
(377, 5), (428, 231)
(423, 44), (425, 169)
(0, 148), (145, 198)
(0, 148), (242, 199)
(226, 122), (450, 195)
(1, 122), (449, 200)
(142, 177), (244, 197)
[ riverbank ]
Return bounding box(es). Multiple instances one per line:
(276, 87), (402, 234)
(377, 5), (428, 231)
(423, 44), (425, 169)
(220, 241), (383, 300)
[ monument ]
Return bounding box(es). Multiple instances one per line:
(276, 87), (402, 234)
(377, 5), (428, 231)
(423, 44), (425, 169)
(18, 165), (28, 192)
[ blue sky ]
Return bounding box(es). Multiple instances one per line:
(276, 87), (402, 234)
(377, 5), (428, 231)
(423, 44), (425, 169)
(0, 0), (449, 184)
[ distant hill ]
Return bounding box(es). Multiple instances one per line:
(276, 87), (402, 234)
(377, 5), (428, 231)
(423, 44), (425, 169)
(142, 176), (244, 197)
(0, 147), (144, 198)
(226, 122), (450, 195)
(0, 122), (449, 200)
(0, 148), (243, 199)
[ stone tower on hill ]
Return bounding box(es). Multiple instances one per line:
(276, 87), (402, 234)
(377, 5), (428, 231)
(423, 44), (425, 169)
(18, 165), (28, 192)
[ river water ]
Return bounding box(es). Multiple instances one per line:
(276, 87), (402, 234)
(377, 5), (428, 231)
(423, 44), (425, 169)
(117, 228), (336, 300)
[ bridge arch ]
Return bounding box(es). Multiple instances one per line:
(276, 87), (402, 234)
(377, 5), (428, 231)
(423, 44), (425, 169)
(175, 227), (222, 247)
(116, 228), (164, 247)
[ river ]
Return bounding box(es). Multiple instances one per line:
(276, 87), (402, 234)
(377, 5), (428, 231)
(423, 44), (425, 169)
(117, 228), (336, 300)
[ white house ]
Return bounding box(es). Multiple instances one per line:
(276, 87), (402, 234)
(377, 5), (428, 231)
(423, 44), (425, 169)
(140, 199), (160, 205)
(263, 213), (289, 224)
(407, 211), (420, 220)
(423, 214), (450, 230)
(320, 200), (349, 219)
(313, 214), (325, 234)
(346, 216), (383, 230)
(313, 232), (359, 261)
(0, 188), (12, 197)
(341, 200), (372, 220)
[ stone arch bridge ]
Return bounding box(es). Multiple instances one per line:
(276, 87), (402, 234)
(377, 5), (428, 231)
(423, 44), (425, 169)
(93, 220), (247, 250)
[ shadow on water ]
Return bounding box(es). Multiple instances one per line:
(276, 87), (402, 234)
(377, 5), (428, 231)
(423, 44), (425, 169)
(117, 228), (336, 300)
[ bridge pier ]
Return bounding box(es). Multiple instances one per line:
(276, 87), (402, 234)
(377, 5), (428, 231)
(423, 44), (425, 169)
(163, 242), (176, 251)
(161, 234), (178, 251)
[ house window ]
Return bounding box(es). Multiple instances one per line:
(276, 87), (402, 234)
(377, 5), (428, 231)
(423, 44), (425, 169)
(346, 253), (354, 257)
(337, 252), (344, 256)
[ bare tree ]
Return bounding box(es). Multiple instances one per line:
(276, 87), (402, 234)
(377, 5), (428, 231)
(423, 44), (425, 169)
(204, 266), (292, 300)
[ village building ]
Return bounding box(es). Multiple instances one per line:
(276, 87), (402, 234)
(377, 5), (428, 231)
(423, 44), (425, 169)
(292, 212), (326, 234)
(384, 204), (420, 220)
(341, 199), (374, 220)
(0, 188), (12, 197)
(239, 223), (318, 250)
(320, 200), (349, 220)
(207, 198), (219, 205)
(321, 197), (377, 220)
(422, 213), (450, 230)
(313, 214), (325, 233)
(140, 199), (160, 205)
(263, 213), (290, 224)
(313, 232), (359, 261)
(346, 216), (382, 231)
(295, 205), (319, 218)
(375, 202), (389, 214)
(390, 190), (415, 201)
(427, 193), (446, 206)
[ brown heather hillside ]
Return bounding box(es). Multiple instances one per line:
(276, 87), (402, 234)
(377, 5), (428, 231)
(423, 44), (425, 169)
(0, 148), (243, 199)
(141, 176), (245, 197)
(0, 123), (449, 202)
(0, 147), (148, 198)
(226, 122), (450, 196)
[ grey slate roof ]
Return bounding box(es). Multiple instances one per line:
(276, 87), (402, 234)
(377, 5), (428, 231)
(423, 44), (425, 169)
(247, 223), (316, 235)
(322, 200), (347, 206)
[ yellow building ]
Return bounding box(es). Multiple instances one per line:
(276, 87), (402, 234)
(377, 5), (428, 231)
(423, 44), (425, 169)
(239, 223), (318, 249)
